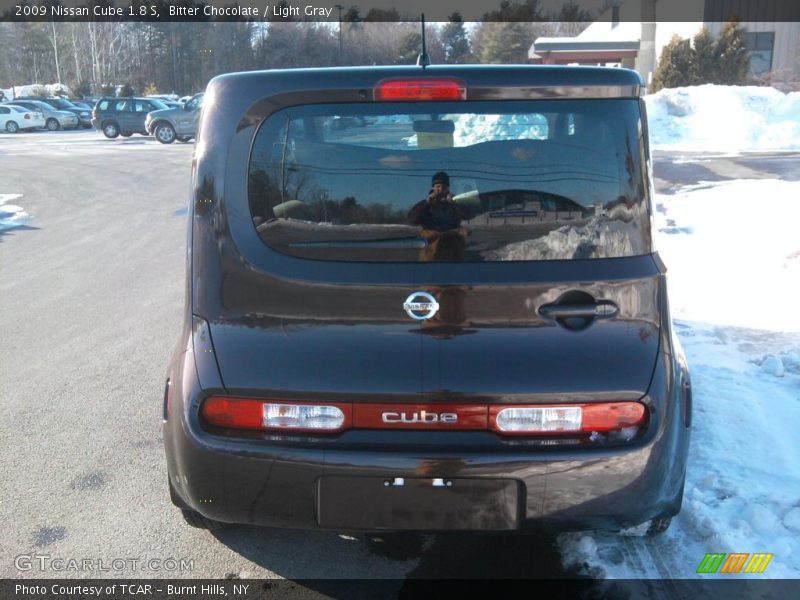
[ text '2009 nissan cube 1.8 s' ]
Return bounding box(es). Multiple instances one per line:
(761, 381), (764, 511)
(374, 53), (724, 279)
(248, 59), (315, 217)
(164, 65), (691, 537)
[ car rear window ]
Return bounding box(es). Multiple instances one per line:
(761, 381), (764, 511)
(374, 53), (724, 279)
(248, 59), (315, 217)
(248, 99), (649, 262)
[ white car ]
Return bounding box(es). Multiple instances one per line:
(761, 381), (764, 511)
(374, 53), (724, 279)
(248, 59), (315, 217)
(0, 104), (46, 133)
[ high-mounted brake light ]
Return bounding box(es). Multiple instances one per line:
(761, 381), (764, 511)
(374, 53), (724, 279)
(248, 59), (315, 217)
(201, 397), (351, 432)
(490, 402), (646, 436)
(374, 78), (466, 101)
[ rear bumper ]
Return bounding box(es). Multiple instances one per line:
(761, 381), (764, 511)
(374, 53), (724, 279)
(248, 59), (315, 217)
(164, 350), (690, 532)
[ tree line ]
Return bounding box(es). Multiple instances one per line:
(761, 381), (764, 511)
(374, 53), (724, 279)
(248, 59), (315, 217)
(0, 0), (594, 97)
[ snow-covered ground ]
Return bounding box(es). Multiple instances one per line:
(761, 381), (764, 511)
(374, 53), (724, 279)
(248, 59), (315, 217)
(558, 177), (800, 579)
(645, 85), (800, 152)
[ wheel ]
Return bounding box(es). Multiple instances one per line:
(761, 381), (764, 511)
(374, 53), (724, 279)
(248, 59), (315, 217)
(646, 517), (672, 536)
(102, 121), (120, 139)
(155, 122), (176, 144)
(6, 120), (19, 133)
(120, 132), (132, 137)
(46, 118), (60, 131)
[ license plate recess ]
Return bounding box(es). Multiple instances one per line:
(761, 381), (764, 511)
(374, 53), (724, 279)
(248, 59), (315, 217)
(316, 476), (521, 531)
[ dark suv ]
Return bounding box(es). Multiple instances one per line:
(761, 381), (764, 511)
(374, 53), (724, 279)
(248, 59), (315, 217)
(164, 66), (691, 536)
(91, 96), (169, 138)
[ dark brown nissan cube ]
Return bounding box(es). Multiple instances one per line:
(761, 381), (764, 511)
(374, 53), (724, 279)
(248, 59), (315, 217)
(164, 65), (691, 536)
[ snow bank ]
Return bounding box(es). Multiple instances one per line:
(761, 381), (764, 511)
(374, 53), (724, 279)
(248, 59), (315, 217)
(0, 194), (31, 233)
(645, 85), (800, 152)
(557, 178), (800, 579)
(1, 83), (69, 100)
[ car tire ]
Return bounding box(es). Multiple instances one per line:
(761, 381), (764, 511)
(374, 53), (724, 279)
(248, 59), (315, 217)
(155, 122), (176, 144)
(46, 118), (60, 131)
(180, 508), (227, 531)
(102, 121), (120, 139)
(646, 517), (672, 536)
(6, 121), (19, 133)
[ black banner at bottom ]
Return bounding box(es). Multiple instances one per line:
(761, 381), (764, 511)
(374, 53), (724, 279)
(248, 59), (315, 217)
(2, 579), (800, 600)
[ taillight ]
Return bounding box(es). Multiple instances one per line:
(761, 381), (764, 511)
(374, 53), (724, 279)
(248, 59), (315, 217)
(374, 78), (466, 101)
(92, 110), (96, 119)
(201, 397), (351, 432)
(489, 402), (646, 436)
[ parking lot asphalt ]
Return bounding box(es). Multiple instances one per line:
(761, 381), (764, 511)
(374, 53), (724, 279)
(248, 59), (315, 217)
(0, 129), (581, 583)
(2, 130), (798, 583)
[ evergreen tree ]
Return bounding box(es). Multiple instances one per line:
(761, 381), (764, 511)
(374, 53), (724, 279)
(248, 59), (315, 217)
(715, 20), (750, 84)
(651, 35), (694, 91)
(441, 12), (472, 63)
(474, 21), (533, 64)
(397, 31), (421, 64)
(692, 27), (717, 84)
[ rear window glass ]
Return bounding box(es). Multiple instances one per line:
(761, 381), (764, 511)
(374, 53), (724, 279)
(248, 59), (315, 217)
(248, 99), (648, 262)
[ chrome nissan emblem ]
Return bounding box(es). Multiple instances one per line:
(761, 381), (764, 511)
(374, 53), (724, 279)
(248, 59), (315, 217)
(403, 291), (439, 321)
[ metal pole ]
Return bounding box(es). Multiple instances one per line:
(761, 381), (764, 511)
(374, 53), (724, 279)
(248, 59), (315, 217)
(335, 4), (344, 64)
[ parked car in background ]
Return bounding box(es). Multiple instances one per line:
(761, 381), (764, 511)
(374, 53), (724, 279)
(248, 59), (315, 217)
(0, 104), (46, 132)
(70, 100), (93, 111)
(5, 99), (78, 130)
(14, 96), (92, 128)
(91, 96), (169, 138)
(145, 92), (204, 144)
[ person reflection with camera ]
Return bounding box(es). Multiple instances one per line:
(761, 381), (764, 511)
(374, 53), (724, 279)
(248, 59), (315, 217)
(407, 171), (471, 262)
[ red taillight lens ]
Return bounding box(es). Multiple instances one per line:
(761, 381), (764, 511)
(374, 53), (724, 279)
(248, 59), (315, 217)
(24, 113), (31, 120)
(92, 110), (96, 119)
(374, 78), (466, 101)
(200, 397), (351, 432)
(201, 397), (266, 430)
(489, 402), (646, 436)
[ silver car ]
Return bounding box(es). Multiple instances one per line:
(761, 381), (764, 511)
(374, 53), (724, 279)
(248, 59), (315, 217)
(6, 99), (79, 130)
(145, 93), (204, 144)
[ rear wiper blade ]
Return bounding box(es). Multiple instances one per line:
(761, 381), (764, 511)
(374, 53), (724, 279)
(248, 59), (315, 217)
(289, 236), (425, 249)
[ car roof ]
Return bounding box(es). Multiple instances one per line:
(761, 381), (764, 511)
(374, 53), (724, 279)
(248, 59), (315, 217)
(213, 64), (642, 88)
(207, 64), (644, 111)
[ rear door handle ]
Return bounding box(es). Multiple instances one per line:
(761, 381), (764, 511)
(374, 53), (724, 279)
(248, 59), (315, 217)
(538, 301), (619, 319)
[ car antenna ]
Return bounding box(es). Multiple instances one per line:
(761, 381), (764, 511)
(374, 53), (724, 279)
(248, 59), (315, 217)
(416, 13), (431, 68)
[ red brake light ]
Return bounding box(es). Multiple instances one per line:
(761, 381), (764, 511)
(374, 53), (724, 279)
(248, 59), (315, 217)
(374, 78), (466, 101)
(201, 397), (265, 430)
(24, 113), (31, 119)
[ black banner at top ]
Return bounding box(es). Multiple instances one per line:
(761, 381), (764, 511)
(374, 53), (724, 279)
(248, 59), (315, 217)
(1, 0), (799, 23)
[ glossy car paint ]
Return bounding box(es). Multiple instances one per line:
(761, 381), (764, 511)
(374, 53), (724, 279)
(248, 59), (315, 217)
(164, 66), (691, 532)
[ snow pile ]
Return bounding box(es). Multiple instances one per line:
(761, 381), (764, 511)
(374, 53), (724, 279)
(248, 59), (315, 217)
(1, 83), (69, 99)
(0, 194), (30, 233)
(558, 178), (800, 579)
(452, 113), (548, 146)
(645, 85), (800, 152)
(486, 202), (647, 261)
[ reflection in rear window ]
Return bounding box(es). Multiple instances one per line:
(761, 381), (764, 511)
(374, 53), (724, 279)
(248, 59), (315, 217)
(248, 100), (649, 262)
